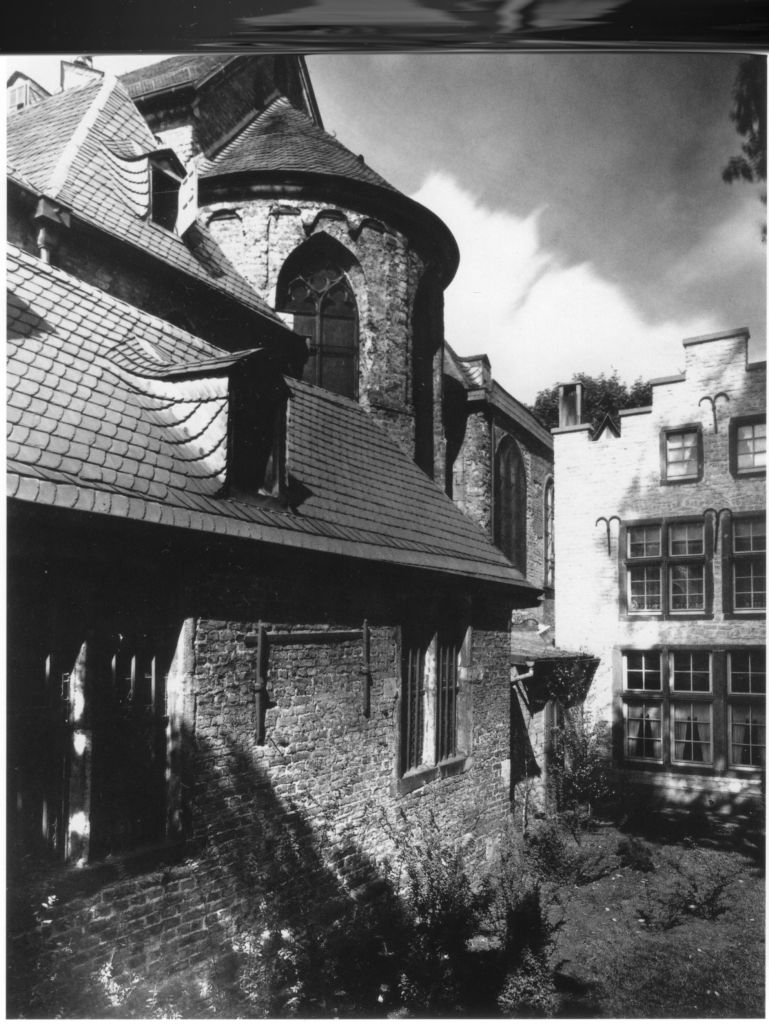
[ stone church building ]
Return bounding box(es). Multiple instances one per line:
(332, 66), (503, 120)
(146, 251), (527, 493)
(6, 55), (576, 994)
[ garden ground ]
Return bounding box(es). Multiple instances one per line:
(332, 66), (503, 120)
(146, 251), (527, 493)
(543, 813), (765, 1018)
(9, 806), (765, 1018)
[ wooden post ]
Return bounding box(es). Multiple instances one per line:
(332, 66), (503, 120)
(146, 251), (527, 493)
(362, 619), (371, 718)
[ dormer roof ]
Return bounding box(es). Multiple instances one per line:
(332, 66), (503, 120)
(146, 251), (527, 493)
(7, 243), (534, 592)
(6, 74), (284, 329)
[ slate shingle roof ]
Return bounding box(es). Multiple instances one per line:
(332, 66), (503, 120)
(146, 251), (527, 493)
(6, 76), (283, 327)
(120, 56), (236, 99)
(200, 96), (396, 192)
(7, 244), (534, 591)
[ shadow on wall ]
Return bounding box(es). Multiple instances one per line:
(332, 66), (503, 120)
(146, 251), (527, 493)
(7, 718), (511, 1019)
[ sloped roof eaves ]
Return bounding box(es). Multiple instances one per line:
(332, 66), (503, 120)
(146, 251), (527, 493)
(7, 471), (533, 590)
(7, 245), (527, 591)
(466, 382), (552, 450)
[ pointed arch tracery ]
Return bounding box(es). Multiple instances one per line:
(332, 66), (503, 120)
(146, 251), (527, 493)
(276, 235), (360, 399)
(494, 434), (527, 572)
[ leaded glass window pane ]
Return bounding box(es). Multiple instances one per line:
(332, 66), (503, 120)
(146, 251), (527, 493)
(628, 566), (662, 611)
(729, 649), (766, 694)
(670, 564), (705, 611)
(666, 430), (699, 478)
(671, 651), (711, 692)
(730, 705), (766, 767)
(669, 522), (704, 556)
(737, 421), (766, 471)
(672, 702), (712, 764)
(628, 525), (661, 558)
(626, 703), (662, 760)
(625, 651), (662, 690)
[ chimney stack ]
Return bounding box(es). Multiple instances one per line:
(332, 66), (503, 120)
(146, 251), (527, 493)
(558, 381), (583, 427)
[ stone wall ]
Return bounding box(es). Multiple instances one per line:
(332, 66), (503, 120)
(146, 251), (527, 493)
(454, 406), (554, 627)
(7, 529), (519, 1009)
(203, 198), (447, 479)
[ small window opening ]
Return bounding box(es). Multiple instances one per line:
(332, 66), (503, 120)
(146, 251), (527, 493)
(150, 163), (181, 232)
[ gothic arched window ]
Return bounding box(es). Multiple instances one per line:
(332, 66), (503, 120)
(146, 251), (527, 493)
(277, 242), (358, 399)
(544, 478), (555, 588)
(494, 435), (527, 572)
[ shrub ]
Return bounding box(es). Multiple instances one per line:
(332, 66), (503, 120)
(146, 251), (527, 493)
(524, 816), (615, 886)
(617, 836), (656, 873)
(550, 708), (616, 818)
(496, 948), (559, 1017)
(381, 810), (492, 1013)
(637, 849), (731, 930)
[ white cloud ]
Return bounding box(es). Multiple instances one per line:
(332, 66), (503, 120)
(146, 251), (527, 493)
(411, 173), (720, 403)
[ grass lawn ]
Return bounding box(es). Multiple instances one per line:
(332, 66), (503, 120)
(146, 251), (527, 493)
(547, 819), (765, 1018)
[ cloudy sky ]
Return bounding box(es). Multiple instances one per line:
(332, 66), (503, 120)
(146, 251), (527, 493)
(6, 52), (766, 403)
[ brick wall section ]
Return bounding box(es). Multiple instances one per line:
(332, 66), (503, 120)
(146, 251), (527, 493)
(203, 199), (446, 478)
(553, 330), (765, 805)
(9, 560), (518, 999)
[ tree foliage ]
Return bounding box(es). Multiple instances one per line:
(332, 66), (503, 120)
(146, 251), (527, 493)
(529, 371), (652, 431)
(723, 54), (767, 242)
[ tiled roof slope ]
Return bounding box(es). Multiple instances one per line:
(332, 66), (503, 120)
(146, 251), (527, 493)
(7, 244), (533, 591)
(6, 77), (282, 326)
(120, 56), (235, 98)
(200, 96), (396, 192)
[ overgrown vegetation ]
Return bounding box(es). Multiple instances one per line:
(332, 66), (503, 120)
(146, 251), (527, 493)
(9, 793), (764, 1019)
(549, 706), (616, 821)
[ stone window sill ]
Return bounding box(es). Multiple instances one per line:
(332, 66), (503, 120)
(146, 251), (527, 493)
(397, 755), (470, 796)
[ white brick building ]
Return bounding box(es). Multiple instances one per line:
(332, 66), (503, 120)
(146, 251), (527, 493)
(553, 327), (765, 811)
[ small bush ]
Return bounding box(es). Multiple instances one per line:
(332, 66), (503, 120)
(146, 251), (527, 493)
(637, 849), (731, 930)
(617, 836), (656, 873)
(524, 817), (615, 886)
(550, 708), (616, 817)
(497, 948), (559, 1017)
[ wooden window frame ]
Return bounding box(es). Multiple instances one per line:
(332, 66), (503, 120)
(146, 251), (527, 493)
(618, 646), (764, 776)
(493, 434), (527, 572)
(659, 424), (703, 485)
(398, 622), (471, 794)
(729, 414), (766, 478)
(722, 511), (766, 620)
(279, 258), (359, 400)
(619, 516), (713, 620)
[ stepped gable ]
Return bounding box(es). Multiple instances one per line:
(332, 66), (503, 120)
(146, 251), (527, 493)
(7, 243), (533, 590)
